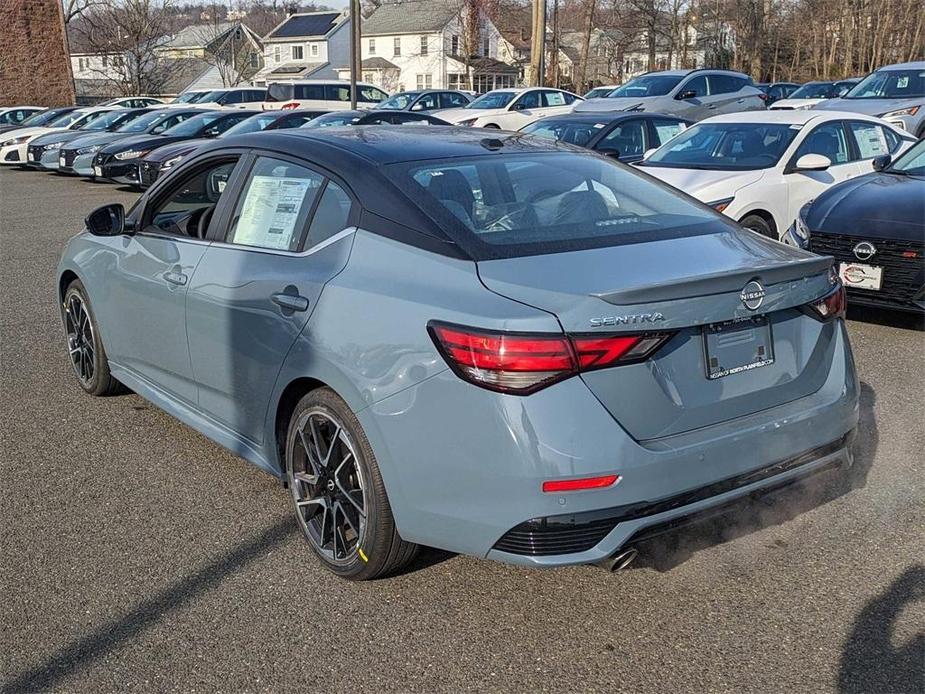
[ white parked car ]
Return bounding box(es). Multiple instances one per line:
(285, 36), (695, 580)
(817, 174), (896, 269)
(262, 80), (389, 112)
(434, 88), (582, 129)
(769, 80), (859, 111)
(98, 97), (164, 108)
(192, 87), (268, 110)
(0, 106), (45, 128)
(0, 107), (118, 166)
(636, 110), (915, 239)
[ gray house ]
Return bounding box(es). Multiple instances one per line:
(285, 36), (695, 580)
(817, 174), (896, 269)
(254, 11), (352, 84)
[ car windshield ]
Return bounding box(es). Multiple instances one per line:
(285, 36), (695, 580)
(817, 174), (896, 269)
(789, 82), (836, 99)
(466, 92), (516, 109)
(83, 110), (132, 131)
(608, 75), (683, 98)
(845, 68), (925, 99)
(378, 93), (416, 110)
(302, 112), (360, 128)
(48, 111), (90, 128)
(221, 114), (278, 136)
(389, 152), (723, 259)
(162, 112), (222, 136)
(584, 87), (613, 99)
(521, 119), (608, 147)
(71, 111), (109, 129)
(643, 122), (799, 170)
(119, 111), (170, 132)
(19, 109), (64, 127)
(889, 139), (925, 176)
(197, 90), (228, 103)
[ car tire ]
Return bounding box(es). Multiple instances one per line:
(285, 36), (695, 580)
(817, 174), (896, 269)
(286, 387), (417, 580)
(61, 279), (124, 396)
(739, 214), (776, 240)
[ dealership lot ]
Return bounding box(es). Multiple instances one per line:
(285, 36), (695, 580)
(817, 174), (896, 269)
(1, 167), (923, 692)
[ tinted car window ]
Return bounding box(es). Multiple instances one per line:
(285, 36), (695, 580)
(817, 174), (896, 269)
(294, 84), (325, 100)
(681, 75), (708, 97)
(360, 86), (388, 103)
(441, 92), (469, 108)
(306, 181), (353, 248)
(847, 121), (892, 159)
(411, 93), (440, 110)
(326, 85), (352, 102)
(597, 119), (646, 156)
(394, 152), (721, 258)
(795, 122), (851, 164)
(710, 75), (746, 94)
(227, 156), (324, 251)
(646, 123), (799, 170)
(521, 119), (606, 146)
(515, 91), (541, 109)
(148, 160), (238, 237)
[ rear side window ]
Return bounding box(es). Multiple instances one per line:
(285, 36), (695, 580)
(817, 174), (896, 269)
(326, 85), (352, 102)
(227, 156), (324, 251)
(390, 152), (723, 259)
(266, 83), (294, 102)
(441, 92), (469, 108)
(295, 84), (325, 100)
(709, 75), (746, 94)
(306, 181), (353, 247)
(847, 121), (892, 158)
(651, 118), (686, 145)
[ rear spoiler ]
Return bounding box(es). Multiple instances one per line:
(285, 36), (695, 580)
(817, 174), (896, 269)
(593, 255), (834, 306)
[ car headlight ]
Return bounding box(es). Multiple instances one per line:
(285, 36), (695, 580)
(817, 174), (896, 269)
(114, 149), (149, 160)
(795, 103), (815, 110)
(706, 197), (734, 213)
(77, 144), (101, 155)
(880, 106), (920, 118)
(43, 142), (62, 151)
(794, 201), (813, 241)
(457, 118), (478, 126)
(1, 135), (30, 146)
(161, 154), (184, 169)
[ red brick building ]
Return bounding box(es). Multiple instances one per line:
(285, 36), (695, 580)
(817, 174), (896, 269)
(0, 0), (75, 106)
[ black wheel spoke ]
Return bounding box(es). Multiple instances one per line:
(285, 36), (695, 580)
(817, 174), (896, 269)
(64, 294), (95, 385)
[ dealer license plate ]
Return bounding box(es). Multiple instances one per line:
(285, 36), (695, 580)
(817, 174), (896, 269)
(839, 262), (882, 290)
(27, 153), (34, 161)
(93, 166), (102, 177)
(704, 316), (774, 380)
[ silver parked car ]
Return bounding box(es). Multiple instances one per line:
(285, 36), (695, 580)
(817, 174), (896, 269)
(812, 61), (925, 138)
(574, 68), (766, 120)
(57, 127), (858, 580)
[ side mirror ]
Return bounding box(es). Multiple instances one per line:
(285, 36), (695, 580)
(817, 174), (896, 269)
(511, 102), (528, 111)
(872, 154), (891, 171)
(85, 203), (126, 236)
(794, 153), (831, 171)
(204, 126), (221, 137)
(643, 148), (657, 160)
(599, 148), (621, 159)
(676, 89), (697, 100)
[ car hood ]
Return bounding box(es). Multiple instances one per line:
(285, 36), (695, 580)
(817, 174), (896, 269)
(100, 133), (178, 154)
(145, 138), (209, 162)
(573, 97), (653, 113)
(62, 132), (131, 150)
(30, 130), (90, 146)
(638, 166), (765, 203)
(813, 96), (924, 116)
(807, 171), (925, 238)
(770, 98), (824, 110)
(435, 107), (495, 123)
(1, 125), (65, 143)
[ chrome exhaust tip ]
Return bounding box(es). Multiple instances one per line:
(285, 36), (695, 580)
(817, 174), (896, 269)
(598, 547), (638, 573)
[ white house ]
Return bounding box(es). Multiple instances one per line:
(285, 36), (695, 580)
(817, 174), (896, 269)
(254, 10), (352, 84)
(349, 0), (518, 93)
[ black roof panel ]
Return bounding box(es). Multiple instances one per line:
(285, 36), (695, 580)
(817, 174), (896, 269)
(269, 13), (341, 38)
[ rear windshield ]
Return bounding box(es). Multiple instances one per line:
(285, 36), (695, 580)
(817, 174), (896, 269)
(789, 82), (836, 99)
(388, 152), (725, 259)
(642, 122), (799, 170)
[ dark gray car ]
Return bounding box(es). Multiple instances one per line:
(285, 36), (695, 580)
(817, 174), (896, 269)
(575, 69), (766, 120)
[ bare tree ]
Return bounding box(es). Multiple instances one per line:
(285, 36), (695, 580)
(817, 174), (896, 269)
(195, 4), (264, 86)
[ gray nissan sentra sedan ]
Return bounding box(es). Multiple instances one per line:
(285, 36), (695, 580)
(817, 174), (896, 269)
(56, 126), (859, 580)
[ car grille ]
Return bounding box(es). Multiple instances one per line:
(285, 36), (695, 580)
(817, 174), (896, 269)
(61, 149), (77, 167)
(138, 160), (161, 187)
(27, 144), (43, 162)
(810, 232), (925, 305)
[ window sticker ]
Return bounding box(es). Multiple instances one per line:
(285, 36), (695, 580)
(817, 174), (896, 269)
(233, 175), (312, 250)
(545, 92), (565, 106)
(852, 124), (888, 158)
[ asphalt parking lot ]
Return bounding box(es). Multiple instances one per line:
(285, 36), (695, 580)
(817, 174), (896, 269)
(1, 166), (923, 694)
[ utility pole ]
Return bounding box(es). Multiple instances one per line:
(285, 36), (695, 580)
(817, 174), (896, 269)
(530, 0), (546, 86)
(349, 0), (361, 109)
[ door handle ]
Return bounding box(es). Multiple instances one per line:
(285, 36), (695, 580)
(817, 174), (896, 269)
(271, 293), (309, 312)
(708, 104), (718, 109)
(163, 271), (188, 286)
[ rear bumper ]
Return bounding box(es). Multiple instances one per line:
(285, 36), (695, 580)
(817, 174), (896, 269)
(359, 319), (859, 566)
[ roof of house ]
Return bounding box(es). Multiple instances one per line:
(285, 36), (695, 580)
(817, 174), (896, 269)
(363, 0), (457, 36)
(162, 22), (235, 49)
(266, 12), (343, 40)
(448, 55), (519, 74)
(254, 61), (330, 81)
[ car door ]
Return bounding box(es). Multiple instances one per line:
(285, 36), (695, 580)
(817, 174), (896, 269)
(672, 74), (710, 120)
(783, 120), (861, 224)
(185, 153), (357, 445)
(104, 155), (243, 405)
(499, 90), (542, 129)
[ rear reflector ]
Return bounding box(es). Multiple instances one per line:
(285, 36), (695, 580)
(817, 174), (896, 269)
(542, 474), (620, 493)
(804, 282), (846, 321)
(429, 322), (672, 394)
(280, 102), (300, 110)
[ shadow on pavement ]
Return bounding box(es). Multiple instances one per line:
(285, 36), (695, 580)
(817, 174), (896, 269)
(631, 381), (878, 573)
(2, 517), (298, 694)
(848, 305), (924, 331)
(838, 565), (925, 693)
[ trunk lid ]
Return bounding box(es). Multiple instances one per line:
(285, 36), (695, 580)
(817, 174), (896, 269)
(477, 230), (837, 441)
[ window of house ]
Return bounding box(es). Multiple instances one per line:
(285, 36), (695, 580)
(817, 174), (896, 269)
(420, 36), (428, 56)
(416, 74), (433, 90)
(292, 45), (304, 60)
(101, 56), (108, 67)
(310, 43), (319, 57)
(482, 36), (490, 57)
(250, 52), (259, 68)
(451, 35), (459, 55)
(369, 38), (376, 55)
(393, 37), (401, 56)
(274, 46), (281, 63)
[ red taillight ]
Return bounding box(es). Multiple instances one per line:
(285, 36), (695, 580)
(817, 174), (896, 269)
(804, 282), (846, 321)
(902, 250), (918, 258)
(280, 102), (299, 110)
(758, 93), (769, 102)
(429, 322), (671, 394)
(542, 474), (620, 493)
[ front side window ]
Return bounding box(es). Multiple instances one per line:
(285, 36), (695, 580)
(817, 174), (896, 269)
(442, 92), (469, 108)
(521, 119), (606, 146)
(162, 112), (224, 137)
(379, 92), (415, 110)
(680, 75), (708, 97)
(412, 93), (439, 110)
(514, 91), (541, 109)
(847, 121), (892, 159)
(147, 159), (238, 237)
(227, 157), (324, 251)
(794, 122), (851, 165)
(644, 122), (799, 170)
(597, 119), (647, 156)
(359, 86), (388, 103)
(845, 69), (925, 99)
(392, 152), (722, 259)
